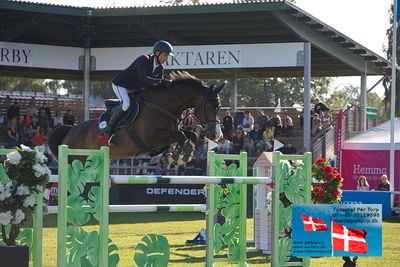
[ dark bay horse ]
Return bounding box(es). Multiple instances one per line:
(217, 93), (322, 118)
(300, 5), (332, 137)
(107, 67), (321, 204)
(48, 71), (223, 161)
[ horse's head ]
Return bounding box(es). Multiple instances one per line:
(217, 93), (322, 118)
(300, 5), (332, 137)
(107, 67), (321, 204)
(194, 83), (224, 140)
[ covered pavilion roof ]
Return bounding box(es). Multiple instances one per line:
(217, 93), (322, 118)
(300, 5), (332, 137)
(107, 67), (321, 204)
(0, 0), (393, 80)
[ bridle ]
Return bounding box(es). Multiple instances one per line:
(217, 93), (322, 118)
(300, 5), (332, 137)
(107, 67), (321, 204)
(191, 93), (220, 130)
(141, 86), (220, 130)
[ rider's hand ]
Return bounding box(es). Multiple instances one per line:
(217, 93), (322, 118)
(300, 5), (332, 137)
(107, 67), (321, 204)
(160, 79), (173, 87)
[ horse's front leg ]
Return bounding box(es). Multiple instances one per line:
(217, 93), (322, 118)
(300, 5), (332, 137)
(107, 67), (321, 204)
(180, 130), (198, 162)
(150, 130), (187, 165)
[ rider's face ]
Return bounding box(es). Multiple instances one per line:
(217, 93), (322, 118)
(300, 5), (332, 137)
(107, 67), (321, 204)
(156, 52), (170, 64)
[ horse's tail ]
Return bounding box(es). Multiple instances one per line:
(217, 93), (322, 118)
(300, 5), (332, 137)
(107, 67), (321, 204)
(48, 125), (72, 159)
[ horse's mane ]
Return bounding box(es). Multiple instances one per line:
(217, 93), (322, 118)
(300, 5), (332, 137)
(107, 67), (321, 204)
(169, 71), (205, 87)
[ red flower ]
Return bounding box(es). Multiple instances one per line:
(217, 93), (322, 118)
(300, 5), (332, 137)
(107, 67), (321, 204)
(336, 174), (343, 182)
(323, 166), (333, 172)
(322, 183), (328, 188)
(333, 190), (342, 196)
(325, 172), (335, 179)
(315, 158), (325, 164)
(332, 167), (337, 171)
(318, 191), (324, 200)
(312, 187), (320, 192)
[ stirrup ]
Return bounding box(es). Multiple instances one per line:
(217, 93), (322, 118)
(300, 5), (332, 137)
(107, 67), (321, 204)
(108, 134), (116, 145)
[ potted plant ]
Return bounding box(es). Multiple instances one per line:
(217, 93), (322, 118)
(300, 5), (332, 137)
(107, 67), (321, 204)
(0, 145), (50, 266)
(311, 158), (343, 204)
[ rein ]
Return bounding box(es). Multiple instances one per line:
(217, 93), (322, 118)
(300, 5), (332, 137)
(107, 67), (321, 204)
(140, 86), (220, 130)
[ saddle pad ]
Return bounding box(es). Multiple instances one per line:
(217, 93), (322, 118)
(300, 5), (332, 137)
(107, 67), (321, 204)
(98, 98), (140, 131)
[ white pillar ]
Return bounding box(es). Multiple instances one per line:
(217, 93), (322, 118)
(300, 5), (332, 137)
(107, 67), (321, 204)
(83, 40), (91, 121)
(303, 42), (311, 152)
(360, 62), (367, 131)
(230, 69), (238, 113)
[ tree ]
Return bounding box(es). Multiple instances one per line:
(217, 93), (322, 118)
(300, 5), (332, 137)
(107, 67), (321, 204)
(206, 76), (332, 109)
(0, 77), (47, 93)
(383, 3), (400, 117)
(328, 84), (359, 111)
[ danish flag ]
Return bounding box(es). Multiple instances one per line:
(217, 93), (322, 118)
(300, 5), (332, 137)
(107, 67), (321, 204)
(332, 222), (368, 254)
(300, 214), (328, 231)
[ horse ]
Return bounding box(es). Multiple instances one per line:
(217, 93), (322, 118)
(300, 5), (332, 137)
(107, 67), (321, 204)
(48, 71), (224, 163)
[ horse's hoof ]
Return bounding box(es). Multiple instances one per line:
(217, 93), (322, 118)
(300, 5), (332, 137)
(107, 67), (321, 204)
(176, 155), (185, 165)
(166, 154), (175, 164)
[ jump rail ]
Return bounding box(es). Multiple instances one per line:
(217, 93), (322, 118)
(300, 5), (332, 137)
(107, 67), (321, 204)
(49, 175), (273, 184)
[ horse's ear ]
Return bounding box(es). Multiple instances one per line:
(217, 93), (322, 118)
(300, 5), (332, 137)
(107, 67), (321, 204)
(213, 83), (225, 94)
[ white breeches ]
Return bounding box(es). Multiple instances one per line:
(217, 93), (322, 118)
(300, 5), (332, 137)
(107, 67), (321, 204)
(112, 83), (130, 111)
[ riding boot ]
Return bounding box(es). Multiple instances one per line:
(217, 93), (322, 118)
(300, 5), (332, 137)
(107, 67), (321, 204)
(104, 105), (125, 145)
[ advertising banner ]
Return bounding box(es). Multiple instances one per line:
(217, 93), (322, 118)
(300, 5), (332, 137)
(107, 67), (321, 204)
(292, 204), (382, 257)
(341, 150), (400, 191)
(341, 191), (391, 217)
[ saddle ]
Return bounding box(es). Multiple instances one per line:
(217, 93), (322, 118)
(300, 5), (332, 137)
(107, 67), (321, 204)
(98, 96), (140, 132)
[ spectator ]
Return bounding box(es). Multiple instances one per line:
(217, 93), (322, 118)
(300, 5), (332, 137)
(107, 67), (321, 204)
(6, 101), (20, 121)
(216, 137), (231, 154)
(298, 112), (304, 127)
(249, 122), (264, 155)
(29, 116), (41, 137)
(44, 104), (52, 118)
(37, 108), (51, 134)
(7, 123), (18, 147)
(0, 112), (6, 134)
(263, 126), (274, 151)
(268, 112), (282, 136)
(322, 111), (333, 128)
(281, 113), (294, 137)
(242, 134), (255, 156)
(53, 111), (64, 127)
(231, 128), (244, 154)
(311, 113), (323, 136)
(313, 97), (329, 115)
(356, 176), (370, 191)
(256, 110), (269, 131)
(194, 139), (208, 159)
(16, 114), (26, 130)
(233, 111), (244, 129)
(278, 140), (297, 154)
(222, 111), (234, 139)
(377, 175), (390, 191)
(241, 111), (254, 134)
(26, 101), (37, 118)
(63, 109), (76, 126)
(18, 123), (33, 147)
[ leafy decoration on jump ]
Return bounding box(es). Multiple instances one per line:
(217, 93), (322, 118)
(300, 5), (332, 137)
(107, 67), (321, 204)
(66, 225), (119, 267)
(277, 161), (308, 266)
(212, 160), (242, 261)
(65, 155), (119, 266)
(134, 234), (170, 267)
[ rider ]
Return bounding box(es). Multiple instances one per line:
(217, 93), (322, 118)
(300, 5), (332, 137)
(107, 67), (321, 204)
(99, 40), (174, 145)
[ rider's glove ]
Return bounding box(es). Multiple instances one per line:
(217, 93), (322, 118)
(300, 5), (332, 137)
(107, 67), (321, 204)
(160, 79), (173, 87)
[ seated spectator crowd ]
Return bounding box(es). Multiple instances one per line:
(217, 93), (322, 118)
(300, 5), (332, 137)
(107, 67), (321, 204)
(2, 100), (76, 148)
(217, 110), (297, 157)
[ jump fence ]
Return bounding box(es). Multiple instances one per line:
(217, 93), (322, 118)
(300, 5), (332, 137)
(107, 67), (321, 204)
(0, 146), (311, 267)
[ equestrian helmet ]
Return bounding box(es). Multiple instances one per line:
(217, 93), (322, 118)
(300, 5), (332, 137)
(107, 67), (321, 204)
(153, 40), (174, 56)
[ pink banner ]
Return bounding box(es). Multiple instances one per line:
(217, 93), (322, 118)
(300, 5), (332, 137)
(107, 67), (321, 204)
(335, 109), (343, 172)
(341, 149), (400, 191)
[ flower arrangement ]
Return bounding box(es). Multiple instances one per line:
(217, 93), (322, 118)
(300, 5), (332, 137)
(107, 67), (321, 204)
(0, 145), (50, 246)
(311, 158), (343, 204)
